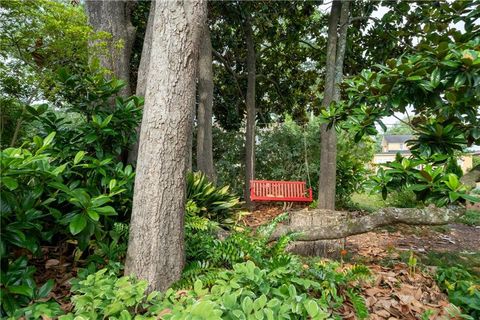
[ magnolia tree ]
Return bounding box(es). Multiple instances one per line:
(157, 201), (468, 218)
(272, 2), (479, 242)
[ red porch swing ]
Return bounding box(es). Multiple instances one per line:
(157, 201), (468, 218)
(249, 180), (313, 202)
(249, 128), (313, 203)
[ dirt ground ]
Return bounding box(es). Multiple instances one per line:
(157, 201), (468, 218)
(244, 205), (480, 319)
(346, 223), (480, 263)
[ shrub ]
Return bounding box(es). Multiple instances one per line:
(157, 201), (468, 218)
(186, 171), (240, 222)
(0, 73), (141, 315)
(0, 256), (56, 317)
(368, 157), (480, 206)
(46, 258), (369, 320)
(436, 266), (480, 318)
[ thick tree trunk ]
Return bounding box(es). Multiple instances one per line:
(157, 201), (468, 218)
(244, 16), (256, 207)
(196, 23), (216, 182)
(318, 1), (341, 209)
(270, 206), (466, 241)
(85, 0), (135, 97)
(125, 0), (206, 292)
(127, 3), (155, 165)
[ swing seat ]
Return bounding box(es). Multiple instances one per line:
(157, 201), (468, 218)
(250, 180), (313, 202)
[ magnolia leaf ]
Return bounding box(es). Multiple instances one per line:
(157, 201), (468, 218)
(69, 214), (87, 235)
(74, 151), (85, 165)
(43, 132), (56, 146)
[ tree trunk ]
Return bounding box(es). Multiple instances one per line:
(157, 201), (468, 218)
(333, 1), (350, 101)
(125, 0), (206, 292)
(135, 3), (154, 98)
(318, 1), (341, 209)
(270, 206), (466, 241)
(85, 0), (136, 97)
(244, 16), (256, 207)
(127, 3), (155, 165)
(196, 23), (216, 182)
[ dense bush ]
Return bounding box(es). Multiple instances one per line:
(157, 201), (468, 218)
(186, 171), (240, 222)
(11, 258), (370, 320)
(368, 156), (479, 206)
(212, 116), (375, 206)
(0, 71), (142, 316)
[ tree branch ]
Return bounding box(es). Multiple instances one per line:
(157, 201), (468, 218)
(212, 49), (245, 102)
(346, 15), (415, 51)
(256, 73), (285, 103)
(392, 114), (415, 130)
(299, 39), (319, 51)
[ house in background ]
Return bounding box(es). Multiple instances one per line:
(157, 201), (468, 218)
(373, 135), (413, 166)
(372, 134), (473, 173)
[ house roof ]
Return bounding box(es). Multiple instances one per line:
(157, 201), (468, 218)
(375, 150), (411, 155)
(383, 135), (414, 143)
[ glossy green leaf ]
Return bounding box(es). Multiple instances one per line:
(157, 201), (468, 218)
(74, 151), (85, 164)
(42, 132), (56, 146)
(37, 279), (54, 299)
(1, 177), (18, 191)
(69, 214), (87, 235)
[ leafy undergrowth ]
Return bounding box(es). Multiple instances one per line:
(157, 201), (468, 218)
(10, 260), (373, 319)
(456, 209), (480, 226)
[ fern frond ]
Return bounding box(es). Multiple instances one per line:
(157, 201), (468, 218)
(347, 289), (368, 319)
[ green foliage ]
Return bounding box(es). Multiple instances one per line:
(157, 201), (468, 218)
(327, 37), (480, 151)
(88, 222), (130, 266)
(320, 4), (480, 207)
(0, 0), (107, 147)
(213, 116), (375, 205)
(1, 61), (141, 314)
(0, 257), (56, 317)
(436, 266), (480, 318)
(368, 157), (480, 206)
(456, 210), (480, 227)
(186, 171), (240, 222)
(182, 213), (370, 319)
(0, 134), (134, 256)
(61, 268), (153, 320)
(182, 213), (297, 288)
(55, 258), (369, 320)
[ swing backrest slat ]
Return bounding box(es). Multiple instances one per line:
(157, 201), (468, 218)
(249, 180), (313, 202)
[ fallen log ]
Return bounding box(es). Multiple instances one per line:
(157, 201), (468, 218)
(270, 205), (466, 241)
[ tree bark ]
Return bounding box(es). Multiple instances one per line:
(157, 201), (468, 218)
(244, 16), (256, 207)
(85, 0), (136, 97)
(125, 0), (206, 292)
(135, 3), (154, 98)
(318, 1), (341, 209)
(270, 206), (466, 241)
(127, 3), (155, 165)
(196, 23), (216, 182)
(333, 1), (350, 101)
